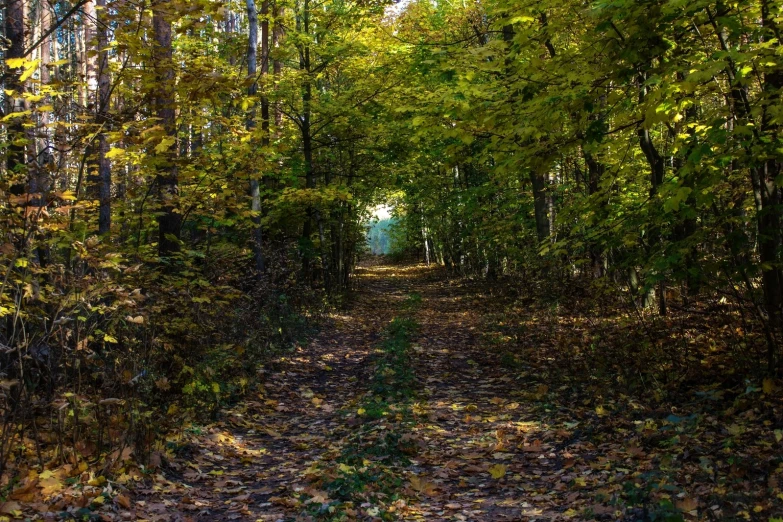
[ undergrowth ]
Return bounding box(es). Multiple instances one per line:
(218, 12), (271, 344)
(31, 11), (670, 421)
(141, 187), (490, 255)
(0, 244), (319, 489)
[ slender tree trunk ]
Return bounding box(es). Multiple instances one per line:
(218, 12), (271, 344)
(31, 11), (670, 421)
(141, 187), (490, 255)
(548, 168), (556, 238)
(760, 0), (783, 370)
(638, 77), (667, 316)
(152, 0), (181, 256)
(584, 148), (606, 277)
(39, 3), (52, 152)
(83, 1), (98, 98)
(503, 23), (550, 246)
(299, 0), (317, 283)
(273, 1), (284, 129)
(84, 0), (112, 235)
(5, 0), (26, 193)
(423, 226), (431, 266)
(246, 0), (265, 276)
(529, 170), (549, 243)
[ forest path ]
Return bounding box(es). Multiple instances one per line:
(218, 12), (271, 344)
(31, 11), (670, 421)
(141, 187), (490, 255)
(399, 268), (578, 521)
(132, 263), (420, 521)
(131, 263), (589, 521)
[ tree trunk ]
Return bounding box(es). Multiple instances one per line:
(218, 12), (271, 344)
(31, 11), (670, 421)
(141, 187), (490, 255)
(299, 0), (317, 283)
(273, 1), (284, 129)
(760, 0), (783, 371)
(5, 0), (26, 193)
(246, 0), (265, 276)
(584, 148), (606, 277)
(39, 3), (52, 158)
(152, 0), (181, 257)
(529, 170), (549, 244)
(85, 0), (112, 236)
(83, 1), (98, 100)
(638, 77), (667, 316)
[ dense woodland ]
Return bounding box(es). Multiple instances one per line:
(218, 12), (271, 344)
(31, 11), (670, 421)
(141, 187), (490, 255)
(1, 0), (783, 519)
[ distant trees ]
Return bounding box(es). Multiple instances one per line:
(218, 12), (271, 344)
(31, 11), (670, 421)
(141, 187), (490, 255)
(367, 219), (397, 256)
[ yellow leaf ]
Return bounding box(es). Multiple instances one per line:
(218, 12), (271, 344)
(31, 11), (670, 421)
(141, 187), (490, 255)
(676, 497), (699, 512)
(19, 60), (40, 82)
(357, 408), (366, 415)
(595, 405), (607, 416)
(488, 464), (507, 479)
(39, 476), (63, 496)
(106, 147), (125, 159)
(763, 378), (775, 394)
(104, 334), (118, 343)
(409, 475), (436, 495)
(212, 383), (220, 393)
(5, 58), (26, 68)
(1, 110), (31, 121)
(88, 475), (106, 486)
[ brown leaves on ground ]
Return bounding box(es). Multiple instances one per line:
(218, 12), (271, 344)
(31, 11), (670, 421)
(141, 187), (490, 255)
(5, 263), (783, 521)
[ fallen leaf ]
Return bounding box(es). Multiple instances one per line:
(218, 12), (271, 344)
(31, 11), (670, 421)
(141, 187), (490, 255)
(488, 464), (507, 479)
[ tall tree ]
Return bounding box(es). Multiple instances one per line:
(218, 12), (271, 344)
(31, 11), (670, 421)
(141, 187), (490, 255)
(5, 0), (26, 194)
(246, 0), (265, 275)
(152, 0), (181, 256)
(85, 0), (112, 235)
(759, 0), (783, 366)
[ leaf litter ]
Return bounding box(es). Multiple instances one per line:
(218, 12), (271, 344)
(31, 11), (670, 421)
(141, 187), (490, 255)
(5, 263), (783, 521)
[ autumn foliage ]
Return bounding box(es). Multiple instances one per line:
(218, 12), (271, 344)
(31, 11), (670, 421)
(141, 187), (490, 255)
(1, 0), (783, 519)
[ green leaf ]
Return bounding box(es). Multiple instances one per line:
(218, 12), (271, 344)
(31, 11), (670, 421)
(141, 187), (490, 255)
(155, 137), (176, 154)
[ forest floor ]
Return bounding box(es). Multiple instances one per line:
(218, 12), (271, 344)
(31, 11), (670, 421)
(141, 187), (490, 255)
(9, 263), (782, 521)
(129, 262), (563, 521)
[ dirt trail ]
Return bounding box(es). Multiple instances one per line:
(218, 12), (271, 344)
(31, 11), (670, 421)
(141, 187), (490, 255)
(131, 264), (583, 521)
(132, 265), (419, 521)
(403, 268), (562, 521)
